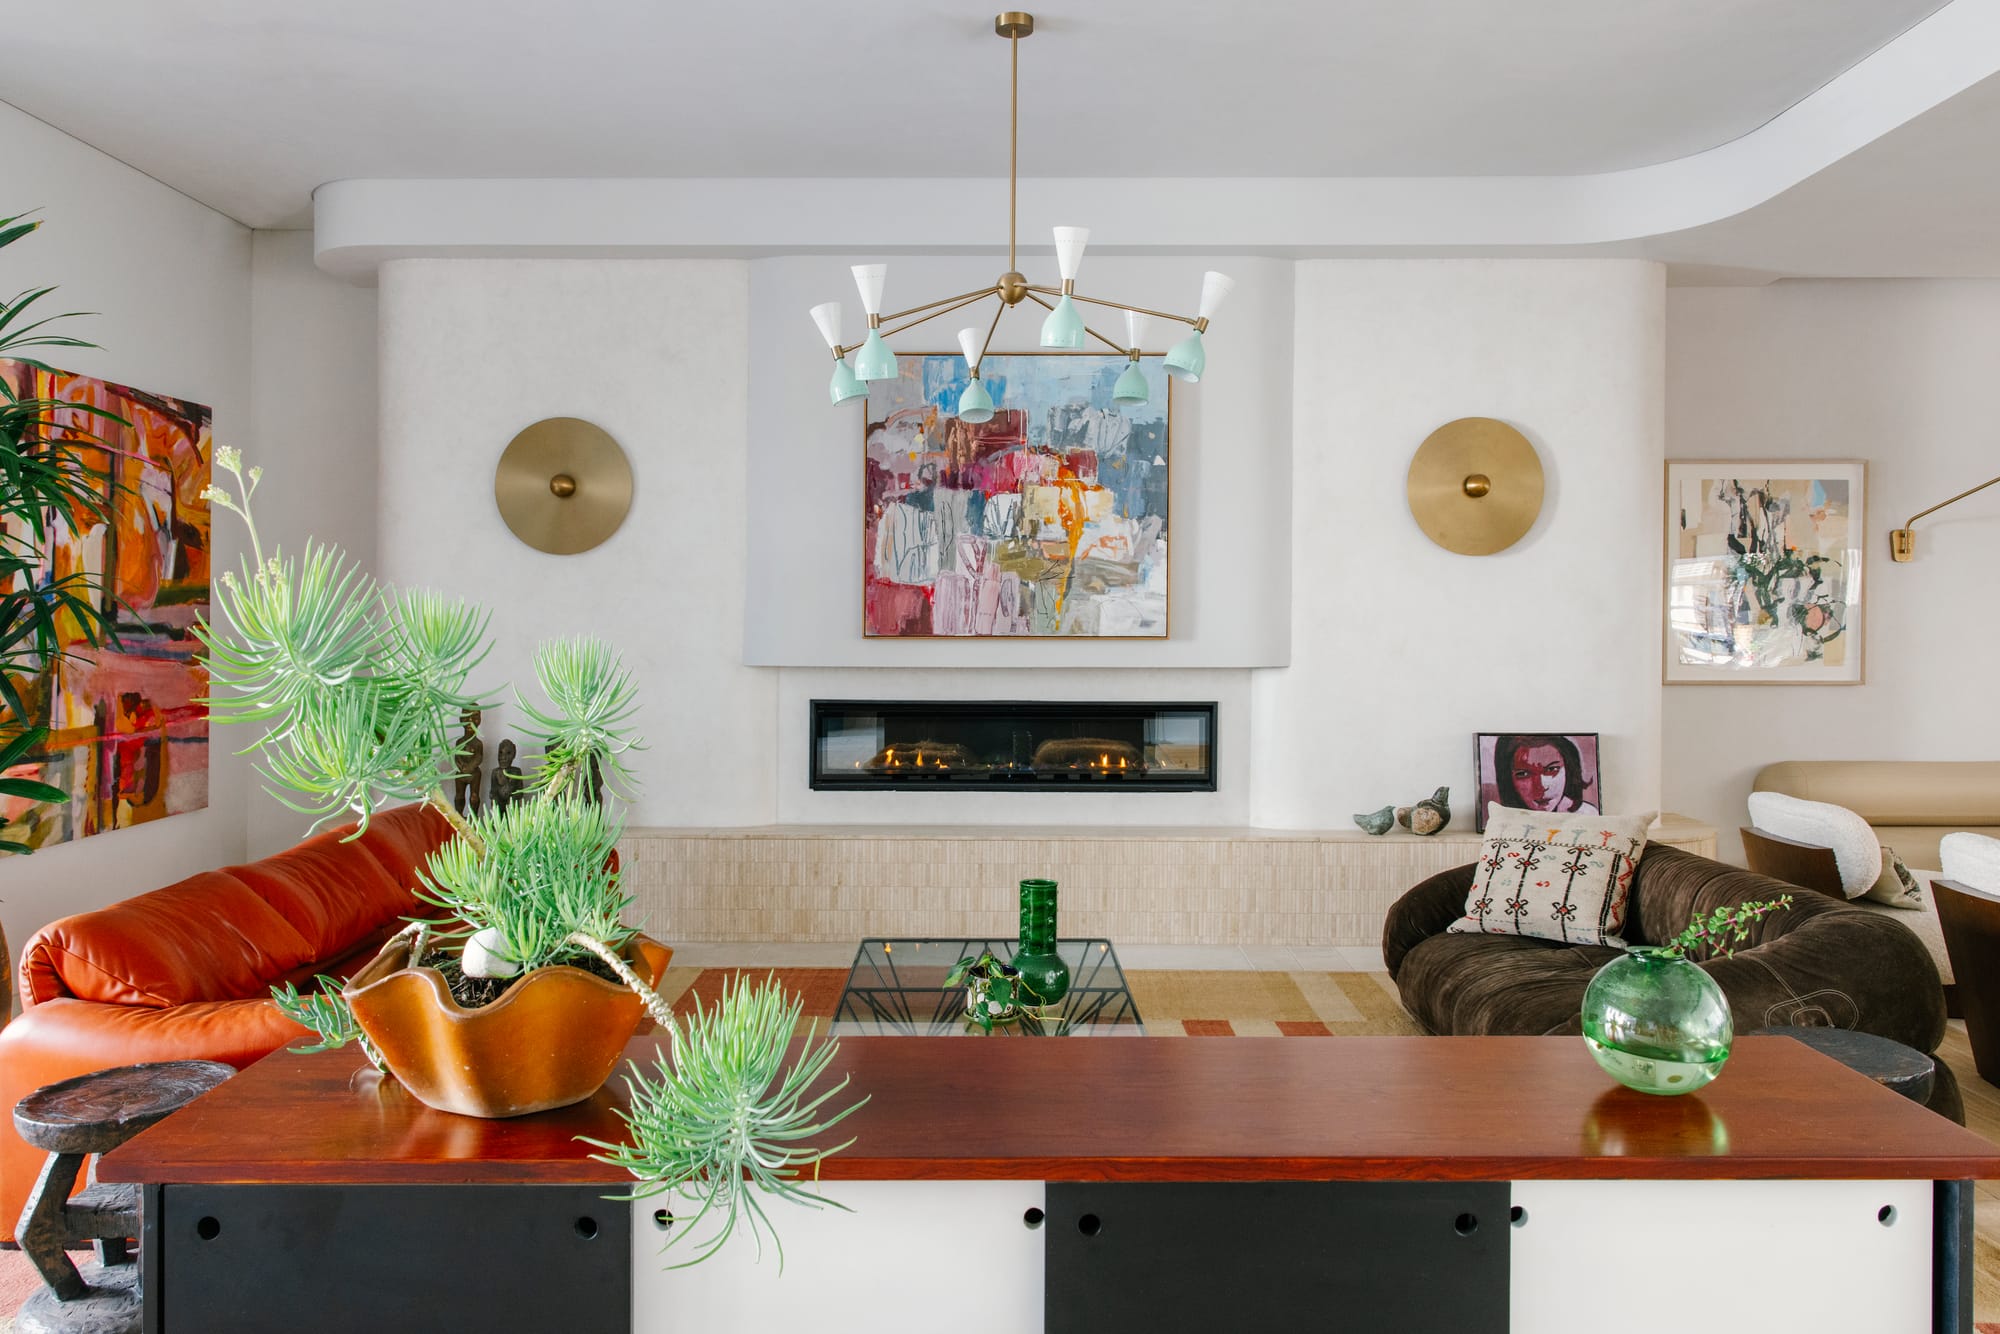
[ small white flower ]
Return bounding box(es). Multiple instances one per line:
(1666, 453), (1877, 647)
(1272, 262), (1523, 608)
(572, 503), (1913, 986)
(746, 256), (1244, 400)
(215, 444), (241, 472)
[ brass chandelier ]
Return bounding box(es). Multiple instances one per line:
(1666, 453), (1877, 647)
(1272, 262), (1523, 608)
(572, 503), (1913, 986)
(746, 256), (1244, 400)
(809, 11), (1233, 418)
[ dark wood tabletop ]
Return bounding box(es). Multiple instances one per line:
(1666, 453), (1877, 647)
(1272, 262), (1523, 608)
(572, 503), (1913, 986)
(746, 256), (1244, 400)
(98, 1035), (2000, 1187)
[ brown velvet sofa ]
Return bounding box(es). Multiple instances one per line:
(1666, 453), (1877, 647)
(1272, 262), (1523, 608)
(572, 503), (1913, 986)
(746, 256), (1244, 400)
(0, 804), (454, 1243)
(1383, 843), (1962, 1122)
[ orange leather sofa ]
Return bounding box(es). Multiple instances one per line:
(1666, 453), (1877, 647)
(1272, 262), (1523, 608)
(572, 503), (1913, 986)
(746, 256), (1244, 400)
(0, 804), (453, 1243)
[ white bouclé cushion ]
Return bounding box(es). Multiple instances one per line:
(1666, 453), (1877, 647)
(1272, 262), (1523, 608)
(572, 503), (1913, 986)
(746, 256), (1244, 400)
(1941, 832), (2000, 894)
(1746, 791), (1882, 899)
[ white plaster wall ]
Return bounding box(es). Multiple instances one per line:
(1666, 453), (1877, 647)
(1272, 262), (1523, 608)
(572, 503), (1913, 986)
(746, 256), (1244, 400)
(745, 254), (1292, 668)
(1663, 281), (2000, 864)
(0, 104), (252, 951)
(1252, 260), (1667, 831)
(375, 259), (776, 827)
(244, 230), (379, 856)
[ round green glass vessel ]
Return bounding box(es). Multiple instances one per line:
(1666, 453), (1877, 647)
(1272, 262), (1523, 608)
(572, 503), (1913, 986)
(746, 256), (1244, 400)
(1581, 946), (1733, 1096)
(1011, 878), (1070, 1007)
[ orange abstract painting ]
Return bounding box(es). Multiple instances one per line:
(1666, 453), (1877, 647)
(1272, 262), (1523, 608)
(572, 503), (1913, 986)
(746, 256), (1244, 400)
(0, 360), (210, 847)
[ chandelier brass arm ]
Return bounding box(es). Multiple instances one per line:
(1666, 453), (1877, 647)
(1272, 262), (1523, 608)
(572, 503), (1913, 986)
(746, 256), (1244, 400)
(838, 288), (1002, 357)
(1025, 285), (1203, 330)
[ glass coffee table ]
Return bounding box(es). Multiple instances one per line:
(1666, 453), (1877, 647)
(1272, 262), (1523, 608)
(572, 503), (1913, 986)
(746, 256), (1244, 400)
(832, 937), (1145, 1036)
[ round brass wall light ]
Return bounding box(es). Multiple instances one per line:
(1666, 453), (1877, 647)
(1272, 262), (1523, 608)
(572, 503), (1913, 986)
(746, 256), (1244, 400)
(494, 417), (633, 555)
(1406, 417), (1545, 556)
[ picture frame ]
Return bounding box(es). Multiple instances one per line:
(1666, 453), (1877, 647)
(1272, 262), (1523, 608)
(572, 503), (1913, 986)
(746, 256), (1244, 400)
(862, 351), (1171, 639)
(1475, 733), (1603, 833)
(1663, 460), (1866, 685)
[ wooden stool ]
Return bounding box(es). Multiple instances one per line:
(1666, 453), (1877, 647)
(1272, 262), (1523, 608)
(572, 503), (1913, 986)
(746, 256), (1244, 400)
(12, 1061), (233, 1334)
(1758, 1026), (1936, 1105)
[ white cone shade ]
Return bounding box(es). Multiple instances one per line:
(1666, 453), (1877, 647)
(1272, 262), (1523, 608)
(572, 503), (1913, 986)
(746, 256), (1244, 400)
(1124, 310), (1149, 352)
(851, 264), (887, 315)
(1198, 271), (1236, 321)
(956, 326), (984, 371)
(1053, 226), (1090, 281)
(809, 302), (843, 350)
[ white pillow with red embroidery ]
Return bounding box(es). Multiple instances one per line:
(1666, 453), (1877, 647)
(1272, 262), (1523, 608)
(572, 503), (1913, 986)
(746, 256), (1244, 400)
(1446, 807), (1656, 947)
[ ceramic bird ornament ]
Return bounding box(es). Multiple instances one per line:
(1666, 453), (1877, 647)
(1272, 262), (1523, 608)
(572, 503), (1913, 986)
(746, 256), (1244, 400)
(1353, 806), (1397, 836)
(1394, 787), (1452, 836)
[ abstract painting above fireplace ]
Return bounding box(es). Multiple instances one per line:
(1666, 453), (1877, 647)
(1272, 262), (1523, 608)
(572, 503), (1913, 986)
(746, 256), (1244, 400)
(810, 700), (1215, 792)
(863, 353), (1169, 639)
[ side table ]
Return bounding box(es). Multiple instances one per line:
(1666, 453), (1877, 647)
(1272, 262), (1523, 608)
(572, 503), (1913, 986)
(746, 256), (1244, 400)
(12, 1061), (233, 1334)
(1758, 1026), (1936, 1106)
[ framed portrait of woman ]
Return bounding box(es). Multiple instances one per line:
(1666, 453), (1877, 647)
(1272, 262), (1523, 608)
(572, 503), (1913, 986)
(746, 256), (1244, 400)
(1475, 733), (1602, 832)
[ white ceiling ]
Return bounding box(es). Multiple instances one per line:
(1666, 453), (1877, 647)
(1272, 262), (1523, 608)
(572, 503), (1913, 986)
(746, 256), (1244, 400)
(0, 0), (1950, 229)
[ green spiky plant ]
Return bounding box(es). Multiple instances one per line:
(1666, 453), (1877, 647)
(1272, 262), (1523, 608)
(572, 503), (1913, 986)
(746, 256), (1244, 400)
(0, 212), (128, 853)
(203, 453), (866, 1265)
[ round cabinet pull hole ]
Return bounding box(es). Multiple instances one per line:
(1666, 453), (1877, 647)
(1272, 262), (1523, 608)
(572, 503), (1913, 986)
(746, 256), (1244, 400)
(195, 1216), (221, 1241)
(574, 1215), (600, 1240)
(1878, 1205), (1897, 1227)
(652, 1209), (674, 1232)
(1454, 1213), (1479, 1236)
(1077, 1213), (1103, 1237)
(1509, 1206), (1528, 1228)
(1023, 1207), (1045, 1230)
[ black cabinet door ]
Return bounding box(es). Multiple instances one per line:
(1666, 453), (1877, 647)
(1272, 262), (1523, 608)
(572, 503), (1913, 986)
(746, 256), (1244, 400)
(1045, 1181), (1509, 1333)
(149, 1184), (628, 1334)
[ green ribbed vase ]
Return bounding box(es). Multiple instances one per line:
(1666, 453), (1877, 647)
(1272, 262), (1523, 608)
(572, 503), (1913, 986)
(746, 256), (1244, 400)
(1011, 878), (1070, 1007)
(1581, 947), (1733, 1095)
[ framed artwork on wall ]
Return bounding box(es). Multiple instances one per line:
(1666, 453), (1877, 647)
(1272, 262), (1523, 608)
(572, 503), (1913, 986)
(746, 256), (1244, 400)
(1663, 461), (1865, 685)
(0, 360), (211, 849)
(1475, 733), (1602, 832)
(863, 352), (1170, 638)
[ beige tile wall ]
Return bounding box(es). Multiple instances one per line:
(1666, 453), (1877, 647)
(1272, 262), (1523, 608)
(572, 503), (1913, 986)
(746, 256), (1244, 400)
(621, 818), (1718, 946)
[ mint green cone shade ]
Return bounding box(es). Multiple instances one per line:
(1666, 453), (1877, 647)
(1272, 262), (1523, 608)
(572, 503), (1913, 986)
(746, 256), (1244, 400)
(1112, 362), (1149, 408)
(854, 328), (897, 381)
(1163, 330), (1205, 382)
(1040, 295), (1085, 349)
(829, 357), (866, 405)
(957, 377), (996, 423)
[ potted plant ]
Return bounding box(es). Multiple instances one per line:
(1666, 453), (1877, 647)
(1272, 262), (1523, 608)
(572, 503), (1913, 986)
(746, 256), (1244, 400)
(945, 949), (1026, 1033)
(201, 453), (865, 1230)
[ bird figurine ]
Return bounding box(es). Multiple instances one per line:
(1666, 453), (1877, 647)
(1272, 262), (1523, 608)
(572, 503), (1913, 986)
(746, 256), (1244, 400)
(1409, 786), (1451, 836)
(1353, 805), (1396, 836)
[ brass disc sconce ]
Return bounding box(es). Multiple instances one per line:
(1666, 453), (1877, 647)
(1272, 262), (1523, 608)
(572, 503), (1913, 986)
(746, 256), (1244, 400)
(494, 417), (633, 555)
(1406, 417), (1545, 556)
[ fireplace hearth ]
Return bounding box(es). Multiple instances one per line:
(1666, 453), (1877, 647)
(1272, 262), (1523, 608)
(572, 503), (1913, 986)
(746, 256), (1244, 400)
(809, 701), (1216, 792)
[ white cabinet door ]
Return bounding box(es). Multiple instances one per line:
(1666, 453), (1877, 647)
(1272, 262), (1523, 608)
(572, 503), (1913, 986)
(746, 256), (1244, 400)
(631, 1180), (1046, 1334)
(1511, 1179), (1933, 1334)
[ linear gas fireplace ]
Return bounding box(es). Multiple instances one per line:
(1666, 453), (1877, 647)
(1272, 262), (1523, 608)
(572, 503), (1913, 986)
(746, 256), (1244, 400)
(810, 700), (1217, 792)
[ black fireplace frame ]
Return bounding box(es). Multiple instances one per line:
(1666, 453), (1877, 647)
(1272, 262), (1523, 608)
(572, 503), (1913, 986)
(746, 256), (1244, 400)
(808, 699), (1218, 793)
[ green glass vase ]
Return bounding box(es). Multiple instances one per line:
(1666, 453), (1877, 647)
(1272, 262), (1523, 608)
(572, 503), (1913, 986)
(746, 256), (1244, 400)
(1011, 878), (1070, 1007)
(1581, 946), (1733, 1095)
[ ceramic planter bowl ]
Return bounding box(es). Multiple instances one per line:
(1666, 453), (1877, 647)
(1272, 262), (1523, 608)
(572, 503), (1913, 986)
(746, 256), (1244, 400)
(344, 934), (673, 1118)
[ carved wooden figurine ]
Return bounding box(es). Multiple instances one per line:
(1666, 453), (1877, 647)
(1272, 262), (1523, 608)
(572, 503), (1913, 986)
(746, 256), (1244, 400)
(452, 708), (485, 816)
(488, 739), (524, 814)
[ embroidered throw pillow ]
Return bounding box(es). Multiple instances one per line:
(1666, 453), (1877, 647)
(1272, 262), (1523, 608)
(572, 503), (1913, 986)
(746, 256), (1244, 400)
(1447, 807), (1656, 947)
(1861, 845), (1925, 910)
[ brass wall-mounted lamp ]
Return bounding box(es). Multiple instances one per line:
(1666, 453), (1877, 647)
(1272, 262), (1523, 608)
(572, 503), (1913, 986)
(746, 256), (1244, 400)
(1889, 474), (1999, 561)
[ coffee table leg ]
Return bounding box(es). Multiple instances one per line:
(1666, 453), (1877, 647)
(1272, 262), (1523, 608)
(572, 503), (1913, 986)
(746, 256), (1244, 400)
(1936, 1179), (1973, 1334)
(18, 1149), (89, 1300)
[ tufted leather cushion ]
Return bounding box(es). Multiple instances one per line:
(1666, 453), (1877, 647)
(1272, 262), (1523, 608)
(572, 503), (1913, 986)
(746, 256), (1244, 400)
(19, 871), (319, 1008)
